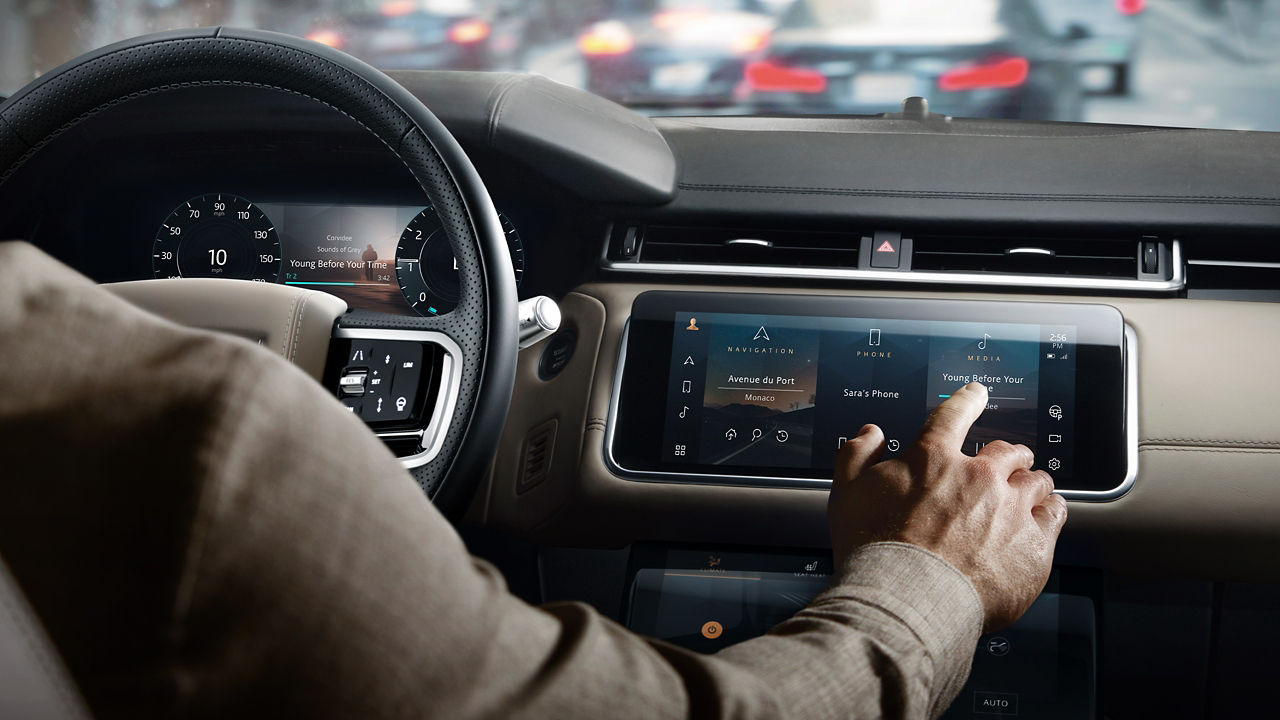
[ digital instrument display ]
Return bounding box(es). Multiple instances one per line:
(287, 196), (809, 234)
(152, 197), (523, 316)
(609, 292), (1130, 496)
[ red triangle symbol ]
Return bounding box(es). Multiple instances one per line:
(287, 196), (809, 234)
(875, 240), (896, 253)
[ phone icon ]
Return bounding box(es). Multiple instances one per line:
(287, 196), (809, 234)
(869, 329), (881, 346)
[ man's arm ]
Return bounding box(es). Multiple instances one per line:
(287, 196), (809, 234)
(0, 244), (1064, 720)
(179, 365), (1058, 719)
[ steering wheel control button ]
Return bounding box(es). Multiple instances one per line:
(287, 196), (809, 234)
(339, 371), (367, 396)
(700, 621), (723, 640)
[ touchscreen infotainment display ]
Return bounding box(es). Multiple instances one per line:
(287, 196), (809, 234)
(662, 312), (1074, 474)
(609, 292), (1130, 497)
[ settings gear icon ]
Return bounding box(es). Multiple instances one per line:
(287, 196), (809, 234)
(1047, 458), (1062, 471)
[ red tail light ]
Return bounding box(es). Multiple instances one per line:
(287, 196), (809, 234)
(938, 55), (1029, 92)
(1117, 0), (1145, 15)
(448, 19), (490, 44)
(578, 22), (634, 56)
(744, 60), (827, 93)
(306, 29), (344, 49)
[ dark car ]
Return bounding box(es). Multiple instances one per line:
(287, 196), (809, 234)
(304, 0), (530, 71)
(1035, 0), (1144, 95)
(745, 0), (1084, 121)
(579, 0), (776, 107)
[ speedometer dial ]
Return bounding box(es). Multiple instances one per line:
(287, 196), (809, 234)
(152, 194), (281, 282)
(394, 207), (524, 316)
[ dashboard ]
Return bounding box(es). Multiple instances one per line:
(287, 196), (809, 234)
(4, 71), (1280, 584)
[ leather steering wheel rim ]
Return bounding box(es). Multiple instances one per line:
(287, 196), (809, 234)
(0, 28), (519, 519)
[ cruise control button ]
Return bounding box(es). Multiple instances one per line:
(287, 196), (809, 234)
(387, 344), (425, 421)
(346, 340), (374, 366)
(339, 371), (367, 396)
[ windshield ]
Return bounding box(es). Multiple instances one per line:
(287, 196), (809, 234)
(3, 0), (1279, 131)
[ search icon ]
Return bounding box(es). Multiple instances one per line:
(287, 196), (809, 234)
(751, 428), (763, 441)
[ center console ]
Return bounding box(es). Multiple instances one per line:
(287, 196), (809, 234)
(624, 545), (1099, 719)
(607, 291), (1135, 499)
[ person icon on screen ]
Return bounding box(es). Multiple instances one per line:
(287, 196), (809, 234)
(362, 244), (378, 281)
(686, 318), (699, 331)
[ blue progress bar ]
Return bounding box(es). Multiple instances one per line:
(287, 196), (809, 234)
(285, 281), (354, 286)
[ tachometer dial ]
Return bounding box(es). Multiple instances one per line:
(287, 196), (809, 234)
(394, 207), (524, 316)
(152, 194), (281, 282)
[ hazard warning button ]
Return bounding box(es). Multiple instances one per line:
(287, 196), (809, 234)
(870, 231), (902, 269)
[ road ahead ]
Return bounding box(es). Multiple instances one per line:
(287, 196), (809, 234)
(529, 0), (1280, 133)
(1086, 0), (1280, 130)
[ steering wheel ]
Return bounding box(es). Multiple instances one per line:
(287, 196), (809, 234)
(0, 28), (519, 518)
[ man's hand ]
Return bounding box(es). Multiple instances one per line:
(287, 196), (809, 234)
(829, 382), (1067, 632)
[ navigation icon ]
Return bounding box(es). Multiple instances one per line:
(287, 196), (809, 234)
(753, 326), (770, 341)
(684, 355), (695, 365)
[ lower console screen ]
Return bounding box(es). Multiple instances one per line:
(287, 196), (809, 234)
(610, 292), (1129, 496)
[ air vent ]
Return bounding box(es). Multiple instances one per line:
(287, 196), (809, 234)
(602, 223), (1184, 292)
(1184, 237), (1280, 302)
(912, 236), (1154, 278)
(610, 224), (860, 268)
(517, 419), (557, 495)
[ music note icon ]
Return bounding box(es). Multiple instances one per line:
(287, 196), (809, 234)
(679, 406), (689, 419)
(978, 332), (991, 350)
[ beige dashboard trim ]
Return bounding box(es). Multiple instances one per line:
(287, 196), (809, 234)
(482, 282), (1280, 581)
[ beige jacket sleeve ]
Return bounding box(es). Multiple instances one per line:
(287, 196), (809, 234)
(0, 242), (982, 720)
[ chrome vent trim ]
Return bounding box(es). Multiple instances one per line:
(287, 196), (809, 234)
(602, 240), (1184, 292)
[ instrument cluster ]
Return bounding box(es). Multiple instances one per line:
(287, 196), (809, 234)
(151, 194), (524, 316)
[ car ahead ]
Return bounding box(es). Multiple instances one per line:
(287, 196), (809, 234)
(744, 0), (1084, 121)
(1033, 0), (1144, 95)
(304, 0), (529, 71)
(579, 0), (776, 107)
